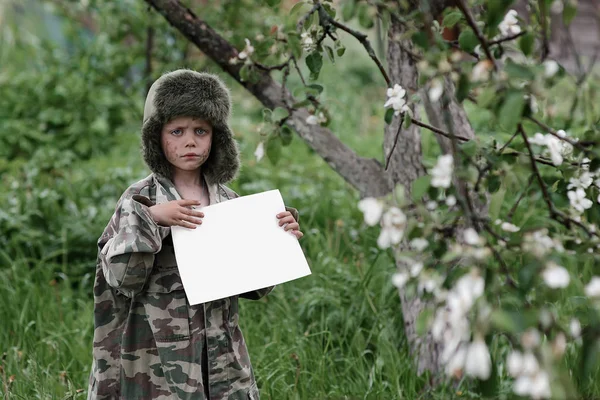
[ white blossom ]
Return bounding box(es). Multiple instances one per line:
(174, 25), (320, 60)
(384, 84), (410, 116)
(254, 142), (265, 162)
(306, 111), (326, 126)
(357, 198), (383, 226)
(507, 351), (524, 377)
(426, 200), (438, 210)
(499, 9), (521, 36)
(445, 344), (467, 377)
(377, 207), (407, 249)
(300, 31), (314, 52)
(410, 238), (429, 252)
(523, 229), (564, 258)
(445, 195), (457, 207)
(585, 276), (600, 298)
(428, 79), (444, 102)
(238, 38), (254, 59)
(501, 222), (520, 232)
(568, 172), (593, 190)
(530, 371), (552, 399)
(522, 352), (540, 375)
(522, 328), (541, 350)
(464, 228), (483, 246)
(552, 332), (567, 357)
(392, 271), (409, 289)
(570, 319), (581, 338)
(542, 262), (570, 288)
(551, 0), (564, 14)
(568, 188), (593, 213)
(543, 60), (560, 78)
(529, 132), (548, 146)
(410, 262), (424, 277)
(546, 135), (564, 166)
(431, 154), (454, 188)
(464, 337), (492, 379)
(306, 115), (318, 125)
(472, 60), (492, 82)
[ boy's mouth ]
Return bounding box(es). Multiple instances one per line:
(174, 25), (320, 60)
(182, 153), (200, 158)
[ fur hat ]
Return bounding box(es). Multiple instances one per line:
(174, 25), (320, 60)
(141, 69), (240, 184)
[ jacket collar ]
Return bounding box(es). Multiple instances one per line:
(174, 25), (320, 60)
(154, 174), (221, 205)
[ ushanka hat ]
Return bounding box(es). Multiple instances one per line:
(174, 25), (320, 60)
(141, 69), (240, 184)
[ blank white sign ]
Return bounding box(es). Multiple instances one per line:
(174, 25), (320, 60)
(171, 189), (311, 305)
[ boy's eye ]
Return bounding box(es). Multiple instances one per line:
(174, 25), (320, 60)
(171, 129), (183, 136)
(195, 128), (208, 135)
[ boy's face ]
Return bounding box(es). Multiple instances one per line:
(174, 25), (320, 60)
(161, 116), (213, 175)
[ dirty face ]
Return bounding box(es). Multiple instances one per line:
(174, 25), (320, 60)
(160, 116), (213, 177)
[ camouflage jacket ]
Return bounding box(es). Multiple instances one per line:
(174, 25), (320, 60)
(88, 174), (275, 400)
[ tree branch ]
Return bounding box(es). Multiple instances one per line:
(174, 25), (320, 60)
(320, 4), (391, 86)
(143, 0), (392, 197)
(455, 0), (497, 70)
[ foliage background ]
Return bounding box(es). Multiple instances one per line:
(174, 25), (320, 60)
(0, 0), (599, 398)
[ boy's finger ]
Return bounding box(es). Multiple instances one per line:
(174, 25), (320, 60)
(284, 223), (299, 231)
(278, 216), (295, 226)
(295, 231), (304, 239)
(177, 220), (197, 229)
(178, 199), (202, 206)
(276, 211), (291, 218)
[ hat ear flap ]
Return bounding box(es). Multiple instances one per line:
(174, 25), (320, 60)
(203, 125), (240, 184)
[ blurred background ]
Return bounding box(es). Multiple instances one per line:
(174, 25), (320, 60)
(0, 0), (598, 398)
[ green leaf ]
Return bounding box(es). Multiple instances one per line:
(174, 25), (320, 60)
(412, 31), (429, 50)
(289, 1), (310, 16)
(456, 73), (470, 103)
(281, 125), (293, 146)
(489, 186), (505, 221)
(335, 42), (346, 57)
(324, 45), (335, 63)
(305, 51), (323, 78)
(490, 309), (523, 333)
(498, 90), (526, 132)
(266, 135), (282, 165)
(287, 33), (302, 60)
(262, 108), (273, 122)
(239, 64), (251, 82)
(563, 0), (578, 25)
(341, 0), (357, 21)
(485, 0), (513, 35)
(487, 174), (501, 193)
(272, 107), (289, 122)
(519, 31), (534, 56)
(460, 140), (477, 157)
(384, 108), (395, 125)
(443, 11), (462, 28)
(458, 28), (478, 53)
(416, 309), (433, 336)
(357, 3), (374, 29)
(411, 175), (431, 202)
(505, 59), (535, 80)
(265, 0), (281, 7)
(403, 112), (412, 128)
(477, 86), (497, 109)
(307, 84), (324, 94)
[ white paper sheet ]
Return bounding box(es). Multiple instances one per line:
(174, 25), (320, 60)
(171, 189), (311, 305)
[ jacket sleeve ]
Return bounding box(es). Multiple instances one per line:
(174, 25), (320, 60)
(99, 194), (167, 297)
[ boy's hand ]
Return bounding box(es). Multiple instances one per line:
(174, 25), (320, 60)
(277, 211), (303, 239)
(149, 199), (204, 229)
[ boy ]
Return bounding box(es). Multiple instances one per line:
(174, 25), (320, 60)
(88, 69), (302, 400)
